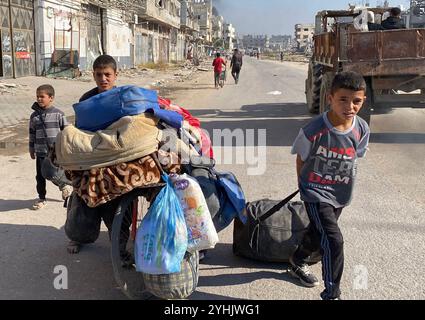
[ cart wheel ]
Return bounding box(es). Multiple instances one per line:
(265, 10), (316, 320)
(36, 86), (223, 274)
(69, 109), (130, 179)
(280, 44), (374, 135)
(110, 189), (158, 300)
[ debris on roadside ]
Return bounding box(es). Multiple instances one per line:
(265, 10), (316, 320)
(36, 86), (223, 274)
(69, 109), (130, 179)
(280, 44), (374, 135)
(0, 82), (26, 95)
(267, 91), (282, 95)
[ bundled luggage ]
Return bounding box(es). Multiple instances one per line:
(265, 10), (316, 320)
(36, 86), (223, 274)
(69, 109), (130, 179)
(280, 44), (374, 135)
(60, 85), (265, 299)
(142, 250), (199, 300)
(233, 191), (321, 264)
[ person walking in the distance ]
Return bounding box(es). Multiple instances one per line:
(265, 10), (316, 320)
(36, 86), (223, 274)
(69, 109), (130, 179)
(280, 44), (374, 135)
(29, 84), (72, 210)
(289, 71), (370, 300)
(230, 48), (243, 84)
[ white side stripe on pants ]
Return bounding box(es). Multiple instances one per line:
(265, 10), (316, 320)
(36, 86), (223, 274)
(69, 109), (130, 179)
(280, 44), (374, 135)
(307, 203), (333, 297)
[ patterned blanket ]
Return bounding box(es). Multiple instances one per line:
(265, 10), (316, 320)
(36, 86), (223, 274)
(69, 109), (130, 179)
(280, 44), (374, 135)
(66, 151), (180, 208)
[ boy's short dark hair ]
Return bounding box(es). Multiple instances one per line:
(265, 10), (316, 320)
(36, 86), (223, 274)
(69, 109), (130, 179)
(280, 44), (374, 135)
(390, 7), (401, 17)
(93, 54), (117, 72)
(216, 52), (221, 57)
(36, 84), (55, 97)
(330, 71), (367, 95)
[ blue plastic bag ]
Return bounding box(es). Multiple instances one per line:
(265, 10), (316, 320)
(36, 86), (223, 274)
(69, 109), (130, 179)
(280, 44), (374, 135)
(73, 85), (183, 131)
(134, 175), (188, 274)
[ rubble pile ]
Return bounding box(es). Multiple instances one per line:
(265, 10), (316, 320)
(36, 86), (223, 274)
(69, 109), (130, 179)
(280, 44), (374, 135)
(0, 82), (26, 95)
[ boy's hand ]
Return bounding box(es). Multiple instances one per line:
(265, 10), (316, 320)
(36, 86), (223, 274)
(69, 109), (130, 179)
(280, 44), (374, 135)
(30, 152), (35, 159)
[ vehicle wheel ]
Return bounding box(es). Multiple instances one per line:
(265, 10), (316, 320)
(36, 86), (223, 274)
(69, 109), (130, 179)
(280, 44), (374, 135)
(110, 187), (162, 300)
(319, 73), (334, 113)
(306, 62), (322, 114)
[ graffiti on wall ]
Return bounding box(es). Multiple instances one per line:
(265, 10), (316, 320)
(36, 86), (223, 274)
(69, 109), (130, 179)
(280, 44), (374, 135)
(13, 32), (31, 59)
(2, 32), (30, 59)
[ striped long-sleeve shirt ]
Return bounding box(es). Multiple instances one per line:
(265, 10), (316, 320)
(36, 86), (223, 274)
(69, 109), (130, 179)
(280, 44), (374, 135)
(29, 103), (68, 157)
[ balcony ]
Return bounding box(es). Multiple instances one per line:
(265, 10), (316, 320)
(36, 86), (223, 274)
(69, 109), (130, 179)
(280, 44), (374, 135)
(181, 18), (200, 32)
(137, 0), (181, 29)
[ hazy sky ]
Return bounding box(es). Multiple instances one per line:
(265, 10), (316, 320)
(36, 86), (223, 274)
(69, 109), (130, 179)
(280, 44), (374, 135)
(213, 0), (412, 36)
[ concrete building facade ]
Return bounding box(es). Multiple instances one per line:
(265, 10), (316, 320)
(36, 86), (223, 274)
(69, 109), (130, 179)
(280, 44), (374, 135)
(294, 23), (314, 50)
(269, 35), (292, 52)
(242, 35), (269, 52)
(192, 0), (213, 44)
(1, 0), (235, 78)
(212, 15), (224, 44)
(223, 23), (235, 51)
(179, 0), (201, 61)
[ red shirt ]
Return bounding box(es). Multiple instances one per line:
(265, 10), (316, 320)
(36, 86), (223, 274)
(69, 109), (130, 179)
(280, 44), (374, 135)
(212, 57), (225, 73)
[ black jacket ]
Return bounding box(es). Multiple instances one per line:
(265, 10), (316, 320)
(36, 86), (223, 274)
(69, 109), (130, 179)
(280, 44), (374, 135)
(368, 22), (385, 31)
(230, 53), (243, 70)
(381, 16), (405, 30)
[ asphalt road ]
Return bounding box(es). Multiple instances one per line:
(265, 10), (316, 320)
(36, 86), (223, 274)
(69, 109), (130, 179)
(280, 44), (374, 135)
(0, 57), (424, 300)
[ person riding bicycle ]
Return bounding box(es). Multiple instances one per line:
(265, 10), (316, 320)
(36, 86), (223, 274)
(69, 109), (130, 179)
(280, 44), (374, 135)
(212, 52), (227, 89)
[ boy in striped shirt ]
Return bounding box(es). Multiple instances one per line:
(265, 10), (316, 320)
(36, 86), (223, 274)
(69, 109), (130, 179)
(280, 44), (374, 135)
(29, 84), (71, 210)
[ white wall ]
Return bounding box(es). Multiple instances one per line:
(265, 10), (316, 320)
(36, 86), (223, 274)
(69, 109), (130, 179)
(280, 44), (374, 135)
(34, 0), (80, 75)
(104, 9), (132, 68)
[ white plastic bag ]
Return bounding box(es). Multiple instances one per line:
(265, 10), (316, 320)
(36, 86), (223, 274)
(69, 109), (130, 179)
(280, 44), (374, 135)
(170, 173), (219, 251)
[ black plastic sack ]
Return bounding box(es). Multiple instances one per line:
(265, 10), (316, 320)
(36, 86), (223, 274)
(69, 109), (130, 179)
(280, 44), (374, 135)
(233, 198), (321, 263)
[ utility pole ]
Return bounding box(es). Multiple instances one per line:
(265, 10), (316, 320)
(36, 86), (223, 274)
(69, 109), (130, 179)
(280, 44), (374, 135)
(7, 0), (16, 78)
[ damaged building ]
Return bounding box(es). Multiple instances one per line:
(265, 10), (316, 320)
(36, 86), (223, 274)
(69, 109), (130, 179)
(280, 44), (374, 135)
(0, 0), (235, 79)
(0, 0), (36, 78)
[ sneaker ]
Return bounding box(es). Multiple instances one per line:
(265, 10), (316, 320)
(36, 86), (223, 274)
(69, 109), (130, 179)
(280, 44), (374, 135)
(32, 199), (47, 210)
(60, 185), (73, 200)
(288, 256), (319, 287)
